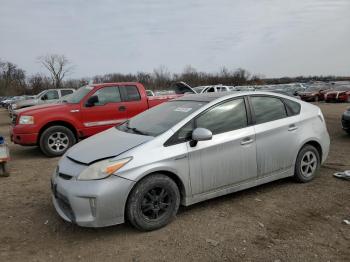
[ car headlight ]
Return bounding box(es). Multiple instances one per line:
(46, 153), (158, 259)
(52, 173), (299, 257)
(77, 157), (132, 181)
(19, 115), (34, 125)
(12, 104), (17, 109)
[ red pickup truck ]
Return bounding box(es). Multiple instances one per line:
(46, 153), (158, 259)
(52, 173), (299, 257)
(11, 82), (181, 156)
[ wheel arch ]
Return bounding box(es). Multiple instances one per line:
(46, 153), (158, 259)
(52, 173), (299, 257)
(298, 139), (323, 162)
(125, 170), (187, 208)
(38, 120), (78, 144)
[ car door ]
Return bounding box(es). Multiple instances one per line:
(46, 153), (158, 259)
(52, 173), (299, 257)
(249, 95), (301, 178)
(80, 86), (127, 137)
(186, 98), (257, 195)
(119, 85), (149, 118)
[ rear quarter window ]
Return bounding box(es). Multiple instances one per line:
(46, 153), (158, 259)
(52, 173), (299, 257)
(283, 98), (301, 116)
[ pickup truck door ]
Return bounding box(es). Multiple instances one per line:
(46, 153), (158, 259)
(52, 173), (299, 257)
(80, 86), (127, 137)
(119, 85), (149, 118)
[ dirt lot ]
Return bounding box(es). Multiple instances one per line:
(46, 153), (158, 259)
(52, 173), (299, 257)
(0, 103), (349, 262)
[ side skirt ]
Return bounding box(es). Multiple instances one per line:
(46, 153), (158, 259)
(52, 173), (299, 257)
(183, 168), (293, 206)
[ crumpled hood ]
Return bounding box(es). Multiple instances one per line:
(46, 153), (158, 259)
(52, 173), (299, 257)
(66, 127), (153, 165)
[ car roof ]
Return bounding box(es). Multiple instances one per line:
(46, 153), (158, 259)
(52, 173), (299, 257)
(173, 91), (296, 102)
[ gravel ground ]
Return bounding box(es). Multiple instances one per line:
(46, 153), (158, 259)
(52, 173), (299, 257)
(0, 102), (349, 262)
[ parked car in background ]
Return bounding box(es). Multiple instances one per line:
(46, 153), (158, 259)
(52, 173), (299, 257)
(51, 91), (329, 230)
(11, 89), (75, 111)
(1, 96), (22, 108)
(324, 85), (350, 103)
(341, 107), (350, 134)
(298, 85), (332, 102)
(194, 85), (237, 93)
(11, 83), (181, 157)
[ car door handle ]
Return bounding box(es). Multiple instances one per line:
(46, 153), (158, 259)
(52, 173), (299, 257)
(288, 124), (298, 131)
(118, 106), (126, 112)
(240, 137), (254, 145)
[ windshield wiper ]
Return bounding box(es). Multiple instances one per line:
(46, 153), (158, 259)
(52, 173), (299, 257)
(122, 121), (150, 136)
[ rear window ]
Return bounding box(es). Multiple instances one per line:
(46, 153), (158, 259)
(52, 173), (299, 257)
(120, 86), (141, 101)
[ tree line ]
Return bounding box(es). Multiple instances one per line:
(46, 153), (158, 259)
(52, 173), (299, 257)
(1, 55), (349, 96)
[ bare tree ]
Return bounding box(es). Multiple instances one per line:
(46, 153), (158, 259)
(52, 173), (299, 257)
(38, 54), (73, 89)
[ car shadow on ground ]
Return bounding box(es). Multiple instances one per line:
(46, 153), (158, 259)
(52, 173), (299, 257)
(42, 176), (295, 237)
(10, 146), (50, 160)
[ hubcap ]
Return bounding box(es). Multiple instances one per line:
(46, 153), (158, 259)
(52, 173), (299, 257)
(141, 187), (171, 220)
(300, 151), (317, 177)
(48, 132), (69, 152)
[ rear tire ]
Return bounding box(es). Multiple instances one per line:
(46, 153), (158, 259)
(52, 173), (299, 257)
(126, 174), (180, 231)
(294, 145), (320, 183)
(39, 126), (76, 157)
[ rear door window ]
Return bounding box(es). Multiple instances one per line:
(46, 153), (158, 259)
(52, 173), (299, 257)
(250, 96), (287, 124)
(119, 86), (141, 101)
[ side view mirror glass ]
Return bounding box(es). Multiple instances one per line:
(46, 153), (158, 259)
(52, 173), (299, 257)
(190, 127), (212, 147)
(86, 95), (99, 107)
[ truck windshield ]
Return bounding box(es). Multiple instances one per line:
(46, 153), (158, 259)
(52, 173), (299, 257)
(116, 100), (206, 137)
(62, 86), (93, 103)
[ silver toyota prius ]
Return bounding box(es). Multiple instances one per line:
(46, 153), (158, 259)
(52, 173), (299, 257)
(51, 91), (330, 231)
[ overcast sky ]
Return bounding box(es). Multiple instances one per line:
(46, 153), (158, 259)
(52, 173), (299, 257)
(1, 0), (349, 78)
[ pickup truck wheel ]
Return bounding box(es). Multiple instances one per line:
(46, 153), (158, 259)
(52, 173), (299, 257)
(126, 174), (180, 231)
(39, 126), (76, 157)
(294, 145), (320, 183)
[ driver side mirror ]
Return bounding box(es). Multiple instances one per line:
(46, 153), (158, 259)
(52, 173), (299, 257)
(190, 127), (212, 147)
(85, 95), (99, 107)
(41, 94), (48, 100)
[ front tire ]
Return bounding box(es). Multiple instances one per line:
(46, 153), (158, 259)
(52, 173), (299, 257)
(39, 126), (76, 157)
(126, 174), (180, 231)
(294, 145), (320, 183)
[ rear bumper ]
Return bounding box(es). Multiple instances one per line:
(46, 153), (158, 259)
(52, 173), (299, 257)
(10, 125), (38, 146)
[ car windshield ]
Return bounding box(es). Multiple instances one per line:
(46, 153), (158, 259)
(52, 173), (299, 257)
(116, 100), (206, 136)
(62, 85), (93, 103)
